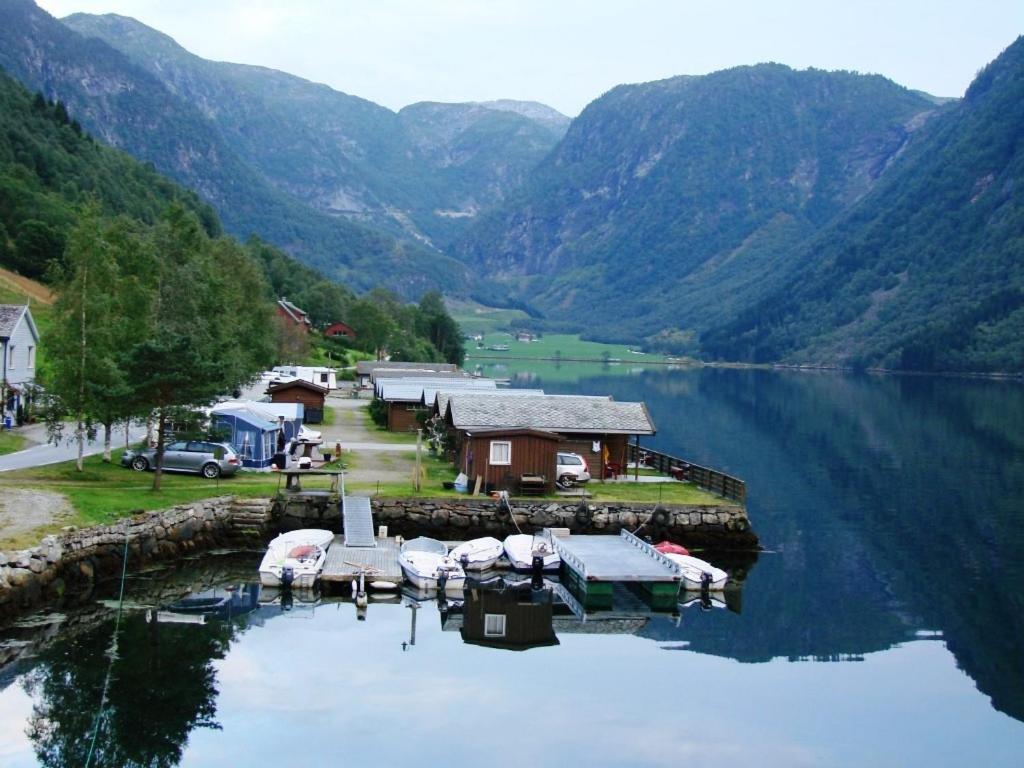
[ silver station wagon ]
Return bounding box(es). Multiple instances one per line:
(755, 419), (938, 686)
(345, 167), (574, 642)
(122, 440), (241, 478)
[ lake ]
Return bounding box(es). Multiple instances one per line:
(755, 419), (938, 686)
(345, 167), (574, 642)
(2, 366), (1023, 766)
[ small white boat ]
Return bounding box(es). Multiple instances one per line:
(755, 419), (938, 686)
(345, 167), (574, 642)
(259, 528), (333, 588)
(399, 537), (466, 593)
(449, 537), (505, 570)
(503, 532), (561, 572)
(663, 553), (728, 591)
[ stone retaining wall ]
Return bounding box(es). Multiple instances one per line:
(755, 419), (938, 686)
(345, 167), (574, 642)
(0, 496), (273, 622)
(277, 496), (758, 549)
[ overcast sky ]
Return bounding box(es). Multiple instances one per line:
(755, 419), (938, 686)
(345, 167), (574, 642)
(36, 0), (1024, 116)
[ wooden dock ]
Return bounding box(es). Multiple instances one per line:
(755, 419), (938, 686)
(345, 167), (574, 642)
(321, 536), (403, 585)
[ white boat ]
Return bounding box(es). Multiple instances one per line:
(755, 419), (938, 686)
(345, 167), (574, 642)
(663, 553), (728, 591)
(399, 537), (466, 592)
(449, 537), (505, 570)
(503, 532), (561, 572)
(259, 528), (334, 588)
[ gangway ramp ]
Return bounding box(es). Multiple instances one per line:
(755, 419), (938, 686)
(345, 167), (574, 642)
(343, 495), (376, 548)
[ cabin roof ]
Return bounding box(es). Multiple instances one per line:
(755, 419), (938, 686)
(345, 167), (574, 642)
(447, 393), (655, 435)
(0, 304), (36, 341)
(266, 379), (328, 395)
(356, 360), (458, 376)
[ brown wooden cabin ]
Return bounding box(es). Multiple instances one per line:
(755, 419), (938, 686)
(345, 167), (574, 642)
(387, 399), (426, 432)
(443, 393), (656, 483)
(461, 586), (559, 651)
(458, 428), (562, 494)
(266, 379), (328, 424)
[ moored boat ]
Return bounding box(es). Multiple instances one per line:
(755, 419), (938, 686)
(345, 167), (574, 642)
(662, 553), (728, 591)
(503, 532), (561, 572)
(449, 536), (505, 570)
(399, 536), (466, 593)
(259, 528), (333, 588)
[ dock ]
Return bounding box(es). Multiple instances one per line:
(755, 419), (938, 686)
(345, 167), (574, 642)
(552, 530), (681, 609)
(321, 536), (403, 586)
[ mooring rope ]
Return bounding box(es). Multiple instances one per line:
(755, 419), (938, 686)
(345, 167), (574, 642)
(500, 491), (523, 535)
(83, 529), (130, 768)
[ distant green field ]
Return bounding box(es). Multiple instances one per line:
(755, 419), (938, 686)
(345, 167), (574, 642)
(467, 332), (671, 362)
(449, 301), (531, 336)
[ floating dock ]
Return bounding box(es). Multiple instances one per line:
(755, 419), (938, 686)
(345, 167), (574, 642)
(552, 530), (682, 609)
(321, 536), (403, 586)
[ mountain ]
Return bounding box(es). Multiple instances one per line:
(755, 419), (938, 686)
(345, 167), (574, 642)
(0, 0), (468, 295)
(0, 67), (217, 279)
(455, 64), (940, 348)
(60, 10), (567, 251)
(702, 36), (1024, 372)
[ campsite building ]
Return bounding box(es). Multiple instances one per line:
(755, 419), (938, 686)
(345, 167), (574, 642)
(443, 393), (656, 491)
(0, 304), (39, 420)
(267, 379), (328, 424)
(375, 377), (496, 432)
(355, 360), (458, 388)
(323, 321), (357, 340)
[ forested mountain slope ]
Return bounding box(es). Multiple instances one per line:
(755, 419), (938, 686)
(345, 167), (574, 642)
(701, 36), (1024, 372)
(62, 10), (567, 251)
(455, 64), (938, 349)
(0, 0), (467, 295)
(0, 68), (217, 278)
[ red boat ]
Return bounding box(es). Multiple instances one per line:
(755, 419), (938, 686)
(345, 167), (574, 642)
(654, 541), (689, 556)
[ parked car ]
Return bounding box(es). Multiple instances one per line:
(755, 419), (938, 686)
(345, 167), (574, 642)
(122, 440), (241, 478)
(556, 452), (591, 488)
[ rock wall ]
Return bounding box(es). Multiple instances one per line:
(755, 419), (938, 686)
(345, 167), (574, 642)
(0, 496), (272, 623)
(278, 496), (758, 549)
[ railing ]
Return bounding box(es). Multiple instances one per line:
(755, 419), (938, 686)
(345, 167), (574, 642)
(625, 444), (746, 503)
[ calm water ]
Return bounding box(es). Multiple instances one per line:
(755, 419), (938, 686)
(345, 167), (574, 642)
(2, 367), (1024, 767)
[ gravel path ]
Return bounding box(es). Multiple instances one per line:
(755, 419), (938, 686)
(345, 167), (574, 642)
(0, 488), (72, 545)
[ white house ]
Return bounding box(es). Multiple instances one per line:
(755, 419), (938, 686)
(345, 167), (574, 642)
(0, 304), (40, 420)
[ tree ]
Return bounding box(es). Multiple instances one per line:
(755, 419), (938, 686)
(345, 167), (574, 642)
(417, 290), (465, 365)
(124, 205), (273, 490)
(45, 205), (124, 471)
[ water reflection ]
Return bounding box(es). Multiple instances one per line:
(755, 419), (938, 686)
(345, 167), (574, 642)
(534, 368), (1024, 719)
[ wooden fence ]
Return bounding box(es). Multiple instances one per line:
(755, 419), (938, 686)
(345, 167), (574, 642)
(625, 444), (746, 503)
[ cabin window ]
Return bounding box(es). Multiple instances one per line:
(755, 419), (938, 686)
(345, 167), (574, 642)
(489, 441), (511, 465)
(27, 346), (35, 368)
(484, 614), (506, 637)
(320, 373), (328, 383)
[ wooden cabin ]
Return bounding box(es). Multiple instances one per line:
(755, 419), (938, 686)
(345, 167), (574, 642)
(323, 321), (356, 340)
(461, 585), (559, 651)
(458, 428), (563, 494)
(266, 379), (328, 424)
(444, 393), (656, 483)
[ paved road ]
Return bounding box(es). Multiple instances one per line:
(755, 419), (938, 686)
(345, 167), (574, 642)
(0, 426), (147, 473)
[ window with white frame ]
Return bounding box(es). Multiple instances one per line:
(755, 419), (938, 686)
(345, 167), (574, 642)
(27, 346), (34, 368)
(489, 440), (511, 465)
(484, 614), (506, 637)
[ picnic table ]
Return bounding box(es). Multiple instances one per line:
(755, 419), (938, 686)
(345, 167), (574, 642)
(280, 468), (346, 493)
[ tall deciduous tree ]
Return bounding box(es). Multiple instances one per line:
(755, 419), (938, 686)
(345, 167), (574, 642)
(46, 205), (123, 471)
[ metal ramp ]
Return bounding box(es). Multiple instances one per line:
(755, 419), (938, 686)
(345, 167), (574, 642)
(343, 495), (376, 548)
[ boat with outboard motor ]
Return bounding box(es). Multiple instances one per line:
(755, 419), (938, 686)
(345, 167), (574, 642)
(398, 536), (466, 592)
(259, 528), (334, 588)
(503, 531), (561, 572)
(661, 553), (728, 591)
(449, 536), (505, 570)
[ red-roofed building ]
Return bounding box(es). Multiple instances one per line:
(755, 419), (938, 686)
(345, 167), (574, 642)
(324, 321), (357, 340)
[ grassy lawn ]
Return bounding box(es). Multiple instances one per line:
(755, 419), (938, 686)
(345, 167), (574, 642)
(0, 449), (343, 528)
(467, 332), (672, 363)
(0, 430), (27, 456)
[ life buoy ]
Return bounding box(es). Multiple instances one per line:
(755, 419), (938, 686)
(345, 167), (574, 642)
(575, 505), (591, 526)
(652, 507), (670, 526)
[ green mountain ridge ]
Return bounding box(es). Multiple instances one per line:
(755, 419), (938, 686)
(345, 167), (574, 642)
(0, 0), (469, 295)
(701, 36), (1024, 372)
(61, 10), (567, 252)
(455, 64), (939, 350)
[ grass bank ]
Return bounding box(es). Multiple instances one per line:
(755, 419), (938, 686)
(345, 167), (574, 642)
(0, 430), (27, 456)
